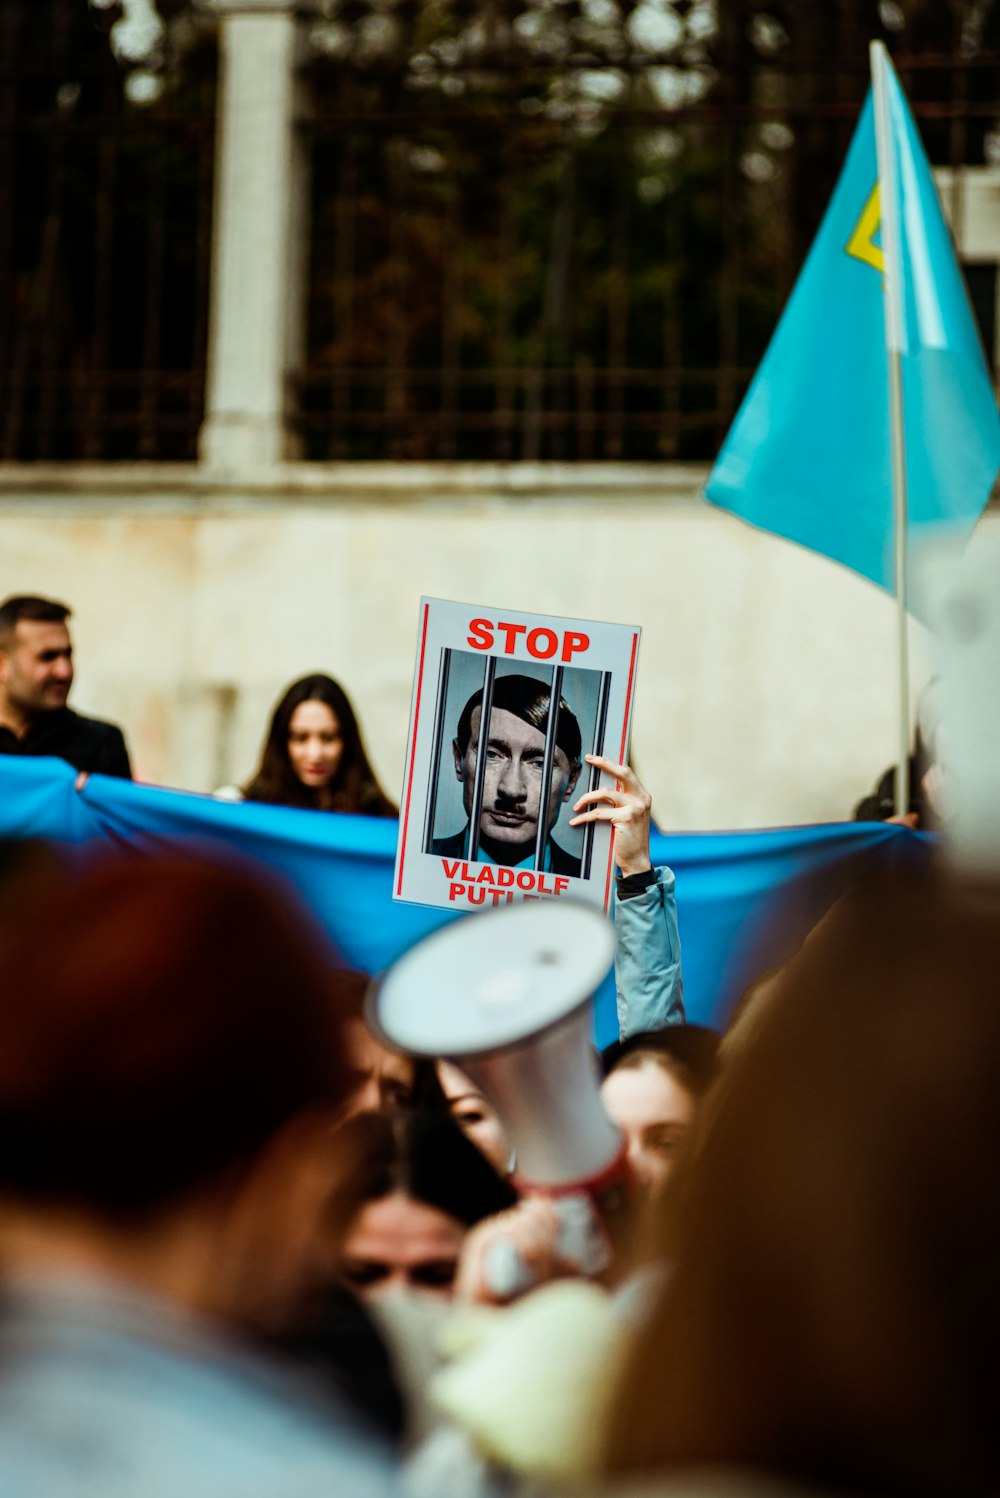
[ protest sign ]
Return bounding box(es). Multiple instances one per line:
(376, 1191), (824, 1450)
(394, 598), (641, 914)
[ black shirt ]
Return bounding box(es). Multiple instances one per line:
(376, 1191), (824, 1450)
(0, 707), (132, 779)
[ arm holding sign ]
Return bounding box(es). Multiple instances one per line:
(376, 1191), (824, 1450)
(570, 757), (684, 1038)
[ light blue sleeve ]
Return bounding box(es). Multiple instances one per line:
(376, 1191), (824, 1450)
(613, 866), (684, 1039)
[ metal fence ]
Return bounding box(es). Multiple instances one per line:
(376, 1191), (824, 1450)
(293, 1), (1000, 461)
(3, 0), (999, 463)
(0, 0), (216, 461)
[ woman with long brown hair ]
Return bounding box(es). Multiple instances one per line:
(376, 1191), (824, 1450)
(244, 673), (396, 816)
(603, 869), (1000, 1496)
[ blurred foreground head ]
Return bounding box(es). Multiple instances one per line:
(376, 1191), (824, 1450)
(605, 869), (1000, 1495)
(0, 851), (349, 1221)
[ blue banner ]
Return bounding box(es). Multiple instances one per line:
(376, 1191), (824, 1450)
(0, 758), (918, 1046)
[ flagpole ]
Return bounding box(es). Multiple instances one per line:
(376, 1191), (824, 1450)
(871, 40), (911, 817)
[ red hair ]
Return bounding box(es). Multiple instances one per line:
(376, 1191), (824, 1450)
(0, 851), (354, 1220)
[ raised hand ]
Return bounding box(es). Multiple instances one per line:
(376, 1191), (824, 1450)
(569, 755), (652, 878)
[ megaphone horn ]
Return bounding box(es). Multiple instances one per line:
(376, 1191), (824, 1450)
(370, 900), (623, 1192)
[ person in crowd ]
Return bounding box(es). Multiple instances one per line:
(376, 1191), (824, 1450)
(0, 594), (132, 777)
(337, 969), (419, 1117)
(435, 1062), (512, 1176)
(294, 1111), (532, 1468)
(328, 968), (452, 1121)
(0, 837), (64, 937)
(431, 673), (583, 873)
(853, 677), (946, 829)
(434, 754), (683, 1176)
(275, 1276), (411, 1449)
(252, 970), (449, 1446)
(240, 673), (397, 815)
(571, 753), (684, 1038)
(599, 1025), (720, 1194)
(602, 867), (1000, 1495)
(323, 1110), (517, 1301)
(0, 851), (397, 1495)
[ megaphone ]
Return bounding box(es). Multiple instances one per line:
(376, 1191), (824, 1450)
(371, 900), (624, 1194)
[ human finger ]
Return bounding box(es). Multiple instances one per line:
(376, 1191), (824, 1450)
(568, 802), (644, 827)
(456, 1199), (565, 1303)
(568, 810), (608, 828)
(571, 786), (627, 814)
(583, 752), (635, 784)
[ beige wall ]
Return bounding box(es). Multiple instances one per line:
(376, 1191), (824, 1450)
(0, 462), (938, 831)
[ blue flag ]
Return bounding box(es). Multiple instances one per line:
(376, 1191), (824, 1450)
(705, 56), (1000, 594)
(0, 756), (920, 1040)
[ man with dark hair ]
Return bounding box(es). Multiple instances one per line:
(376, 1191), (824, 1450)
(432, 672), (583, 874)
(0, 594), (132, 778)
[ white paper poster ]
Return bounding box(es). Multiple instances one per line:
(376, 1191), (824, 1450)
(393, 598), (641, 914)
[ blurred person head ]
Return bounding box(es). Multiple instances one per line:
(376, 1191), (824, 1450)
(852, 678), (948, 829)
(0, 839), (66, 938)
(324, 1110), (517, 1300)
(245, 674), (396, 817)
(599, 1026), (720, 1193)
(604, 870), (1000, 1494)
(0, 850), (357, 1320)
(0, 595), (74, 732)
(335, 970), (417, 1116)
(450, 674), (582, 865)
(435, 1061), (511, 1175)
(915, 675), (950, 827)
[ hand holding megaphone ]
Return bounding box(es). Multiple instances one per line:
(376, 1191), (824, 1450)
(371, 900), (633, 1300)
(457, 1195), (613, 1304)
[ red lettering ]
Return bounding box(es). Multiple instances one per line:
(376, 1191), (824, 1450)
(467, 618), (494, 651)
(468, 886), (487, 905)
(442, 860), (461, 879)
(476, 865), (496, 885)
(497, 868), (515, 887)
(554, 877), (570, 895)
(516, 870), (535, 890)
(526, 627), (558, 659)
(561, 631), (590, 662)
(466, 619), (590, 661)
(536, 873), (554, 894)
(448, 882), (464, 902)
(497, 621), (527, 654)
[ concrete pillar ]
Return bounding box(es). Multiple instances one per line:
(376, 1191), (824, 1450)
(199, 0), (307, 468)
